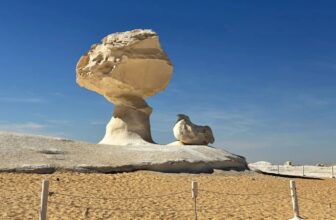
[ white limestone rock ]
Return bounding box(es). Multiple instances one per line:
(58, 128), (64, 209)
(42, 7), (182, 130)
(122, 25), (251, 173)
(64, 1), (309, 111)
(76, 29), (173, 145)
(173, 114), (215, 145)
(0, 132), (248, 173)
(249, 161), (334, 179)
(248, 161), (273, 172)
(284, 161), (293, 166)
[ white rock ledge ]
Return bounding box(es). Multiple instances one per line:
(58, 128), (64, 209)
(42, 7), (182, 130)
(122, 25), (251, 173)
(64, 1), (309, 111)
(0, 132), (248, 174)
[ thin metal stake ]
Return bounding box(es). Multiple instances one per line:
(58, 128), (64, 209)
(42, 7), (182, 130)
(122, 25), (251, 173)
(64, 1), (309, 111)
(278, 165), (280, 175)
(332, 166), (334, 179)
(192, 181), (198, 220)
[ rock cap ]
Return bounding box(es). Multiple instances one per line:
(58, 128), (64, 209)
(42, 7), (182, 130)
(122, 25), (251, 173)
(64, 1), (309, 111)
(76, 29), (173, 103)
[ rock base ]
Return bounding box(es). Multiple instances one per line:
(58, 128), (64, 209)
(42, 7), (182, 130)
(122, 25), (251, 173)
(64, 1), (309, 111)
(0, 132), (248, 174)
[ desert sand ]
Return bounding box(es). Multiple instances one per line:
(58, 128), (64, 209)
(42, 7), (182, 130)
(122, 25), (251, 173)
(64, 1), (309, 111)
(1, 171), (335, 220)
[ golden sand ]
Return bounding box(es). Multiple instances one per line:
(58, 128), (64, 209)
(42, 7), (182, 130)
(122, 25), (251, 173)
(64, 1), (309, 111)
(0, 171), (335, 220)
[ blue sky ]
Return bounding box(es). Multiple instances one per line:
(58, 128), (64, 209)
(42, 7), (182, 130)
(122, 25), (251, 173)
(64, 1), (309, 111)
(0, 1), (335, 164)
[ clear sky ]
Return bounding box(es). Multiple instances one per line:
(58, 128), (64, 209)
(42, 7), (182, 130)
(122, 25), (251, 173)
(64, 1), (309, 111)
(0, 1), (335, 164)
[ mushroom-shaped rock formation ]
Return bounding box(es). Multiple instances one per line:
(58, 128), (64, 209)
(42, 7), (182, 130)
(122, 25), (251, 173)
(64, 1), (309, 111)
(173, 114), (215, 145)
(76, 29), (173, 145)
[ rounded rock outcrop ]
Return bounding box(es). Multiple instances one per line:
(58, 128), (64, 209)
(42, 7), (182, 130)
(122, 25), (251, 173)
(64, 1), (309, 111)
(173, 114), (215, 145)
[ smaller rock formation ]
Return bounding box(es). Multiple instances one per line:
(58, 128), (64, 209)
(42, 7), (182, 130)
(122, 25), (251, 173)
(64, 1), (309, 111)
(248, 161), (273, 172)
(173, 114), (214, 145)
(284, 161), (292, 166)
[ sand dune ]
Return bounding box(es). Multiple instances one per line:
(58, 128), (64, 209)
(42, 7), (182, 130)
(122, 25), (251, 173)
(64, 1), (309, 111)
(1, 171), (335, 219)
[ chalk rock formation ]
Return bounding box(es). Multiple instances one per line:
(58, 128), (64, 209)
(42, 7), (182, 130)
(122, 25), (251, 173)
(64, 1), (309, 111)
(284, 161), (293, 166)
(76, 29), (173, 145)
(173, 114), (215, 145)
(0, 132), (248, 173)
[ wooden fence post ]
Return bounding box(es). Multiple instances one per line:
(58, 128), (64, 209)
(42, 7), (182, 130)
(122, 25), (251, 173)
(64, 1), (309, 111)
(191, 181), (198, 220)
(289, 180), (303, 220)
(302, 165), (305, 177)
(277, 165), (280, 175)
(39, 179), (49, 220)
(332, 166), (334, 179)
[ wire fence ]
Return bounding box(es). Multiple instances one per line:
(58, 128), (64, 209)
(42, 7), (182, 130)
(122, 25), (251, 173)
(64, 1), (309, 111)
(1, 178), (336, 219)
(298, 196), (336, 207)
(48, 190), (192, 212)
(52, 190), (188, 201)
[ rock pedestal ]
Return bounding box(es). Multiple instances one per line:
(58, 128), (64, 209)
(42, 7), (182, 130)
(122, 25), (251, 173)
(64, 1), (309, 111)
(100, 95), (154, 145)
(76, 29), (173, 145)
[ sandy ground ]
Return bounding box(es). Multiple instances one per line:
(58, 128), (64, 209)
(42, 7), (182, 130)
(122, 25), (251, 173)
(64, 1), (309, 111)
(0, 171), (335, 220)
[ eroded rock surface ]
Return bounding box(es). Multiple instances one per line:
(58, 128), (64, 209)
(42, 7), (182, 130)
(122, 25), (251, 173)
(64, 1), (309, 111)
(76, 29), (173, 145)
(0, 132), (248, 174)
(173, 114), (215, 145)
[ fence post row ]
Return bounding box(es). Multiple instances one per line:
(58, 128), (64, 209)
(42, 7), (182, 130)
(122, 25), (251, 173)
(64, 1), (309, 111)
(192, 181), (198, 220)
(34, 176), (335, 219)
(39, 179), (49, 220)
(289, 180), (303, 220)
